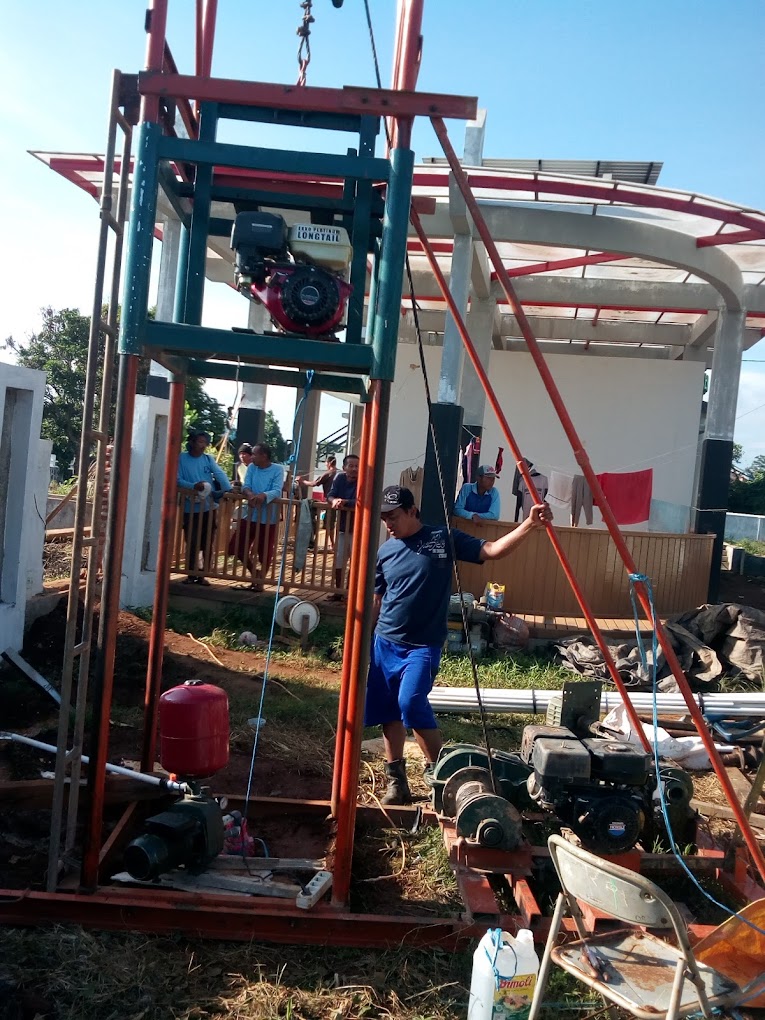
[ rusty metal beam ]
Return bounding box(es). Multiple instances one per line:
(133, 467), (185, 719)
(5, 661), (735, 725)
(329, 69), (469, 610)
(138, 73), (477, 122)
(0, 887), (479, 948)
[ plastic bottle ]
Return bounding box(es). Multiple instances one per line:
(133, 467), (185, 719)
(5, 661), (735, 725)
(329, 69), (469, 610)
(467, 928), (540, 1020)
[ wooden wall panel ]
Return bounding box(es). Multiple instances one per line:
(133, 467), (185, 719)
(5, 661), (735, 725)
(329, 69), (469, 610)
(452, 519), (714, 617)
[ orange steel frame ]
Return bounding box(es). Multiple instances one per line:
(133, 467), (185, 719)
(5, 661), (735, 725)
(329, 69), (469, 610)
(423, 115), (765, 886)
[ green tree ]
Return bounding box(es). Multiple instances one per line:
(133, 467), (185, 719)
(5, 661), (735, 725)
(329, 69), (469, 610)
(5, 305), (226, 472)
(729, 476), (765, 515)
(182, 377), (227, 440)
(263, 409), (287, 462)
(733, 442), (743, 465)
(748, 454), (765, 480)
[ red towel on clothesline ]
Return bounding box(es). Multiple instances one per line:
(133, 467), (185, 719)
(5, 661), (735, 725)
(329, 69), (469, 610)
(596, 468), (653, 525)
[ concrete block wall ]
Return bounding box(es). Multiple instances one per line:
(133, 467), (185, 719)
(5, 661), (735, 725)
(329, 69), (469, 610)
(0, 362), (46, 652)
(120, 394), (170, 608)
(386, 344), (704, 531)
(724, 513), (765, 544)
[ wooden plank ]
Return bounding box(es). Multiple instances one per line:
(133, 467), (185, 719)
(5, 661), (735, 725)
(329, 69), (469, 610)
(691, 800), (765, 829)
(111, 869), (302, 898)
(725, 766), (757, 807)
(212, 856), (325, 872)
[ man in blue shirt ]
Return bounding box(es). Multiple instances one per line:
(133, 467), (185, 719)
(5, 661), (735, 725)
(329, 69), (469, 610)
(177, 430), (232, 584)
(238, 443), (285, 591)
(327, 453), (359, 600)
(365, 485), (552, 804)
(453, 464), (501, 521)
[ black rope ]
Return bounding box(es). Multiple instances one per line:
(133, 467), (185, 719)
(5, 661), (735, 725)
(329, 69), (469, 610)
(364, 0), (501, 794)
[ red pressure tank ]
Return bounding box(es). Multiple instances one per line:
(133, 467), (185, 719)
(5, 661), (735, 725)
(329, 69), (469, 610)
(158, 680), (229, 779)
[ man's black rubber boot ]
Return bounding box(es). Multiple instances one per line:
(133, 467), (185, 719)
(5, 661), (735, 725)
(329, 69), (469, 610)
(381, 759), (412, 805)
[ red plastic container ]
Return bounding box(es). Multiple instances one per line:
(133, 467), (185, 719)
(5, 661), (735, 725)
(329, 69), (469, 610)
(158, 680), (229, 778)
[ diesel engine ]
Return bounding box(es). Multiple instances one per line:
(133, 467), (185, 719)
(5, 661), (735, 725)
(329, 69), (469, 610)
(231, 211), (353, 338)
(432, 681), (695, 855)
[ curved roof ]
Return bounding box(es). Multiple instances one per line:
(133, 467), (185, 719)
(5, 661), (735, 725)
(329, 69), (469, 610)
(30, 149), (765, 355)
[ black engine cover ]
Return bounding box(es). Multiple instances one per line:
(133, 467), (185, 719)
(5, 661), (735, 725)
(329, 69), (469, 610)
(582, 738), (650, 785)
(561, 791), (645, 854)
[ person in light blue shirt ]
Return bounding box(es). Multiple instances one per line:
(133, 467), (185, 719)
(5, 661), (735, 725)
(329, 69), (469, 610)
(177, 430), (232, 584)
(453, 464), (501, 522)
(234, 443), (285, 590)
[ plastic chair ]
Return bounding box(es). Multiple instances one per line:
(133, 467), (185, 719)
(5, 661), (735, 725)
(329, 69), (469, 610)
(528, 835), (765, 1020)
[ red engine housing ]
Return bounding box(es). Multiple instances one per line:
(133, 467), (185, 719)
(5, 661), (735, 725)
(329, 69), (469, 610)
(159, 680), (229, 779)
(250, 264), (352, 338)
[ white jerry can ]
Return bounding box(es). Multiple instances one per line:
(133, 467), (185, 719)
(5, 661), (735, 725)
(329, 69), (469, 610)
(468, 928), (540, 1020)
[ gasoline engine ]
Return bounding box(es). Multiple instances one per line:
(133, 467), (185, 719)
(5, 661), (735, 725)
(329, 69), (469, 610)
(231, 211), (353, 337)
(123, 680), (229, 881)
(446, 596), (492, 659)
(432, 681), (695, 855)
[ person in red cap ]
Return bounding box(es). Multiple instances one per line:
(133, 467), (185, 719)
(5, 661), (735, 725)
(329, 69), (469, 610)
(365, 484), (552, 804)
(453, 464), (501, 522)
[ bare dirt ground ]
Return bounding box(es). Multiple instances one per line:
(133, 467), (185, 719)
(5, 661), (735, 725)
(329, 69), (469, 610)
(3, 573), (765, 1018)
(718, 570), (765, 613)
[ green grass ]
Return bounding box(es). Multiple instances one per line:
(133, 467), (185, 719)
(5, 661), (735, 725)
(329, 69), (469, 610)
(135, 603), (345, 672)
(437, 651), (571, 691)
(48, 478), (77, 495)
(732, 537), (765, 556)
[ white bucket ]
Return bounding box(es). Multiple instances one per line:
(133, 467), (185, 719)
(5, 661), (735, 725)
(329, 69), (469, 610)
(467, 928), (539, 1020)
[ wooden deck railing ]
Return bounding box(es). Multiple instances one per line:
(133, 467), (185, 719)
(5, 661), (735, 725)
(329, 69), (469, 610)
(172, 493), (713, 616)
(173, 489), (353, 595)
(452, 518), (714, 617)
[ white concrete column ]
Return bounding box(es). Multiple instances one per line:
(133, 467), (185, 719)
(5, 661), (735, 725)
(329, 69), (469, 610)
(437, 110), (487, 404)
(156, 216), (183, 322)
(0, 363), (45, 651)
(235, 302), (268, 448)
(243, 300), (268, 423)
(149, 216), (183, 387)
(696, 304), (747, 599)
(120, 395), (170, 608)
(294, 387), (321, 476)
(705, 305), (747, 440)
(459, 298), (495, 428)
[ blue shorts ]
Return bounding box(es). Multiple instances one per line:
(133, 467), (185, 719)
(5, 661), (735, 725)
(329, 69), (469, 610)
(364, 634), (442, 730)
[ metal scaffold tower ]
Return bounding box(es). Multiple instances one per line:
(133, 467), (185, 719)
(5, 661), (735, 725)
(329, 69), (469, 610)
(40, 0), (479, 931)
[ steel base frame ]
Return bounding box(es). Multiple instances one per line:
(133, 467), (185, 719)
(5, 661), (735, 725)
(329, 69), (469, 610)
(438, 818), (764, 944)
(4, 791), (758, 948)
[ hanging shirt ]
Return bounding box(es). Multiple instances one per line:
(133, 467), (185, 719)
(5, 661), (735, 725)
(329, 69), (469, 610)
(519, 471), (548, 520)
(596, 469), (653, 526)
(512, 459), (533, 522)
(399, 466), (424, 507)
(547, 470), (574, 523)
(243, 461), (284, 524)
(375, 525), (485, 647)
(571, 474), (594, 527)
(177, 452), (231, 514)
(453, 482), (501, 520)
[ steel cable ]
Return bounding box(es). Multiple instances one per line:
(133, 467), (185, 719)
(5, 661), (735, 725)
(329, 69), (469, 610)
(364, 0), (501, 793)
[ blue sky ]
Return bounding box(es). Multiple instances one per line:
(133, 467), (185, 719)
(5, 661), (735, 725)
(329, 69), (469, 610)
(1, 1), (764, 458)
